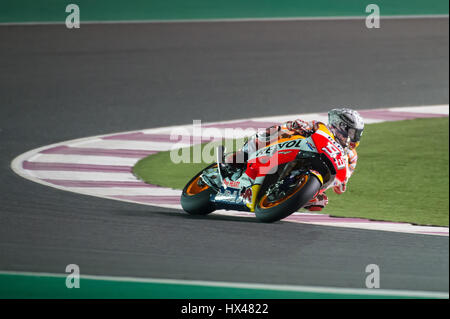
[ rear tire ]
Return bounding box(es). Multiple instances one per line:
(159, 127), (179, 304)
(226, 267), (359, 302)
(255, 175), (321, 223)
(181, 164), (217, 215)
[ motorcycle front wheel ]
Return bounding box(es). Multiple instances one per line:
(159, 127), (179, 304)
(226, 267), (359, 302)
(255, 174), (321, 223)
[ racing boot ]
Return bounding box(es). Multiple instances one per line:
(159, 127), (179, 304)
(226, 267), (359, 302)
(303, 193), (328, 211)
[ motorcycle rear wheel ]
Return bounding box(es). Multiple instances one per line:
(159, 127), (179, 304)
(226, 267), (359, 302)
(181, 164), (217, 215)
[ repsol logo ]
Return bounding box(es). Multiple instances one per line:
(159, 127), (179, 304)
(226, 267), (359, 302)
(255, 139), (302, 157)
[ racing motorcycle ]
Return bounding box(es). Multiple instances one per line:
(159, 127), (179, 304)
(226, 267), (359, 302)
(180, 123), (348, 222)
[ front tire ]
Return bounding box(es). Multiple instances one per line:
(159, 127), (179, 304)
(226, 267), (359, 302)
(255, 174), (322, 223)
(181, 164), (217, 215)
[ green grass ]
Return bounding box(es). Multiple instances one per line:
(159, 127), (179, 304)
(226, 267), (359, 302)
(133, 117), (449, 226)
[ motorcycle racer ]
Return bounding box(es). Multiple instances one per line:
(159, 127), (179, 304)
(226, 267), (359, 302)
(221, 108), (364, 211)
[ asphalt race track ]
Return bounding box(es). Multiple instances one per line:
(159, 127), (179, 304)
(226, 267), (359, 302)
(0, 18), (448, 292)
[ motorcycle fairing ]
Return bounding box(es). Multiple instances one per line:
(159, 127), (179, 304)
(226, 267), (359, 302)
(210, 124), (347, 212)
(310, 124), (347, 184)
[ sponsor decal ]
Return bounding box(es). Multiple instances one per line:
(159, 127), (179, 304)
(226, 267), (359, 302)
(215, 187), (245, 205)
(214, 187), (240, 203)
(223, 179), (240, 188)
(241, 187), (253, 203)
(214, 185), (253, 206)
(253, 139), (303, 158)
(305, 141), (315, 151)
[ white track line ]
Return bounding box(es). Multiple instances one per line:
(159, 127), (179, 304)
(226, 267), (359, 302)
(295, 221), (450, 235)
(65, 187), (181, 197)
(74, 139), (190, 151)
(388, 105), (449, 114)
(1, 14), (448, 26)
(24, 171), (138, 181)
(28, 154), (139, 166)
(250, 112), (389, 124)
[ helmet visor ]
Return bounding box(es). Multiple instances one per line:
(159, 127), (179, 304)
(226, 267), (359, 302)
(348, 127), (363, 143)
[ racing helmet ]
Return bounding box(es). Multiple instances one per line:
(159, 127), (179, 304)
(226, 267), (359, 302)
(328, 108), (364, 148)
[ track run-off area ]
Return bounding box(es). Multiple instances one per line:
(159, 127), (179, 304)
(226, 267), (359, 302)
(11, 105), (449, 236)
(0, 270), (448, 299)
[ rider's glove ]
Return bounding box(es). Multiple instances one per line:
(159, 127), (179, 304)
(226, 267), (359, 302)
(286, 120), (314, 135)
(333, 182), (346, 194)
